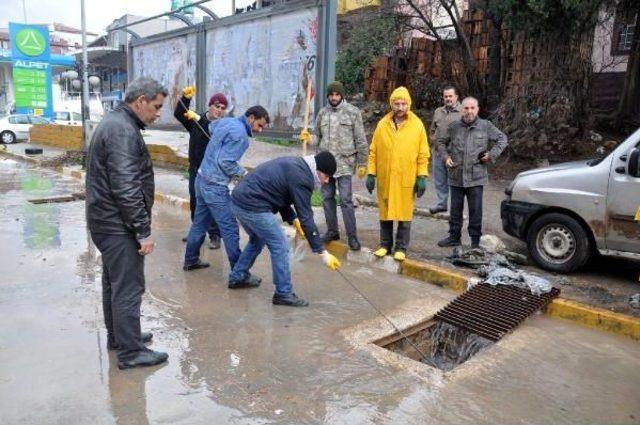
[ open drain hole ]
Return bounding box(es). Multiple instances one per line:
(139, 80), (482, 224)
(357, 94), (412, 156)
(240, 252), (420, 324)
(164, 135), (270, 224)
(375, 319), (493, 371)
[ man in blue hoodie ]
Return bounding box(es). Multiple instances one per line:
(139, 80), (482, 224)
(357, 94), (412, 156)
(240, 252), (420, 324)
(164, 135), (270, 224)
(183, 106), (269, 280)
(227, 151), (342, 307)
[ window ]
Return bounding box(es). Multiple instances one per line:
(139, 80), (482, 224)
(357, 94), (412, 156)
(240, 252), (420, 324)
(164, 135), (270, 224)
(617, 22), (635, 52)
(10, 115), (29, 124)
(55, 111), (70, 121)
(72, 112), (82, 121)
(612, 8), (637, 56)
(30, 116), (49, 124)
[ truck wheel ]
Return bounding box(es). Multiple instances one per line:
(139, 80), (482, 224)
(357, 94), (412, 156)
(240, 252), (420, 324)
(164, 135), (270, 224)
(526, 213), (591, 273)
(1, 131), (16, 144)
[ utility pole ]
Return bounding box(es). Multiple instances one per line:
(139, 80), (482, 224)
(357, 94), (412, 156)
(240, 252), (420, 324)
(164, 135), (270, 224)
(80, 0), (90, 165)
(22, 0), (27, 22)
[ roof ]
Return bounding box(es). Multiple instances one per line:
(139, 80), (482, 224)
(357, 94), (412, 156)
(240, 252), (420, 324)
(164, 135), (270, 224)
(52, 23), (98, 36)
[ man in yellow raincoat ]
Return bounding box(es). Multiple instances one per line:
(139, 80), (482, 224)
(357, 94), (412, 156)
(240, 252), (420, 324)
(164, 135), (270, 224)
(366, 87), (430, 262)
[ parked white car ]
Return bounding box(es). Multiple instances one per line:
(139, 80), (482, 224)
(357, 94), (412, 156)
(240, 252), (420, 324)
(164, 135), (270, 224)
(54, 110), (82, 126)
(0, 114), (50, 144)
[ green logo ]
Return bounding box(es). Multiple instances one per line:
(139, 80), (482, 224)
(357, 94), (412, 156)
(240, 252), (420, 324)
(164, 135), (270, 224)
(15, 28), (46, 57)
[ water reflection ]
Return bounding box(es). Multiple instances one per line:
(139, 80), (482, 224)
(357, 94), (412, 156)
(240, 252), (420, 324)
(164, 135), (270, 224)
(20, 172), (61, 249)
(76, 229), (98, 285)
(108, 358), (150, 425)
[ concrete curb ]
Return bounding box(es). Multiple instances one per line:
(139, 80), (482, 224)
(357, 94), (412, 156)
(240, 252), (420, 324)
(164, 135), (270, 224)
(4, 149), (639, 342)
(324, 240), (640, 342)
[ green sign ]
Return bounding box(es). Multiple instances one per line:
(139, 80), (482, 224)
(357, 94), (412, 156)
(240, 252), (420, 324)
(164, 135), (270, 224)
(13, 66), (48, 108)
(15, 28), (47, 57)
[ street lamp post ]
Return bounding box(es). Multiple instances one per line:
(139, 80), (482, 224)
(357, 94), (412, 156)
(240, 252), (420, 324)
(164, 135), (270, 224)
(80, 0), (90, 165)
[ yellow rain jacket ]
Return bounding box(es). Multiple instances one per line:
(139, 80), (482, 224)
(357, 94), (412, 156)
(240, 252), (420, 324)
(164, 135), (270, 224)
(367, 87), (430, 221)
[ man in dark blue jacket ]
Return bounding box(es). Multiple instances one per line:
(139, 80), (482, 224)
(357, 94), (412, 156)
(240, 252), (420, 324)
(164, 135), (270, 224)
(228, 151), (342, 307)
(183, 105), (269, 274)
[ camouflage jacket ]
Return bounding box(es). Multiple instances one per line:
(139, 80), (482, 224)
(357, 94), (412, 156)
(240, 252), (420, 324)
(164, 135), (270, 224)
(313, 100), (368, 177)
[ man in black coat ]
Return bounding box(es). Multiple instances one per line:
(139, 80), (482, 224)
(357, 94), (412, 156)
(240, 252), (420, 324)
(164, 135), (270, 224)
(86, 77), (169, 370)
(174, 86), (229, 249)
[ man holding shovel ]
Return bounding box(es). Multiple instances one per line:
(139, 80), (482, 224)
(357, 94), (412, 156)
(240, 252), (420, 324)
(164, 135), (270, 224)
(227, 151), (342, 307)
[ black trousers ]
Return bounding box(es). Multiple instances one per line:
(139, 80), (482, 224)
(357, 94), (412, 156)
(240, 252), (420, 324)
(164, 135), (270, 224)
(380, 220), (411, 252)
(188, 169), (220, 238)
(91, 232), (146, 360)
(449, 185), (483, 242)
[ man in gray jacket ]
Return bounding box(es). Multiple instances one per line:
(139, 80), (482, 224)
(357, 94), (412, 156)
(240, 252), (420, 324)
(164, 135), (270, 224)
(429, 86), (462, 214)
(436, 97), (508, 248)
(300, 81), (368, 251)
(86, 77), (169, 370)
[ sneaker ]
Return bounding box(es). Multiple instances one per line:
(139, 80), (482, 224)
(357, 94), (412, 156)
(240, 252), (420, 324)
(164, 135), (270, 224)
(437, 236), (461, 247)
(117, 349), (168, 370)
(348, 236), (361, 251)
(272, 293), (309, 307)
(321, 232), (340, 244)
(208, 235), (221, 250)
(228, 274), (262, 289)
(470, 239), (481, 249)
(183, 260), (210, 271)
(108, 332), (153, 350)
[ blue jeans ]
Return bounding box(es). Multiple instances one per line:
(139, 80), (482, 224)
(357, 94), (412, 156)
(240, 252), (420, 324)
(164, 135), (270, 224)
(184, 176), (240, 268)
(432, 150), (449, 210)
(229, 203), (293, 296)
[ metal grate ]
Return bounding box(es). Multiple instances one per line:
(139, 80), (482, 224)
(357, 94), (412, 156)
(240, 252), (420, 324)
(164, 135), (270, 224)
(434, 283), (560, 342)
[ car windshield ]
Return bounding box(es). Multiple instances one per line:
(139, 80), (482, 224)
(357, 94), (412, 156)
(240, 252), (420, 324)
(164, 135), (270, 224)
(55, 112), (70, 121)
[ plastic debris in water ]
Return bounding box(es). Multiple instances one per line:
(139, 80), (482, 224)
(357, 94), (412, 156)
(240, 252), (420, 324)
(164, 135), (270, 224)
(230, 353), (240, 367)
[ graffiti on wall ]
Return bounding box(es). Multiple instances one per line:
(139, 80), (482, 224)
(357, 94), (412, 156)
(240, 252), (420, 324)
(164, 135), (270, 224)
(132, 34), (197, 125)
(206, 8), (318, 131)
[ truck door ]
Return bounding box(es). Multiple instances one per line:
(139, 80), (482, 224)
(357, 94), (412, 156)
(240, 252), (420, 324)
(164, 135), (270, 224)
(606, 144), (640, 252)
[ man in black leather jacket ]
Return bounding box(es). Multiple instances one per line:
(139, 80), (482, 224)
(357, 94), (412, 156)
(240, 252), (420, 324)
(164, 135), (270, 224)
(86, 77), (169, 370)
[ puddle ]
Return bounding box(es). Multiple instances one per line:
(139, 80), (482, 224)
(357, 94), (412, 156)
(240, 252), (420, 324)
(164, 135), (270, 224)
(376, 319), (493, 372)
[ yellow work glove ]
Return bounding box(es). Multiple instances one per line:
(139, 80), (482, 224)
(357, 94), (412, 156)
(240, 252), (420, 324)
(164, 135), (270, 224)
(299, 129), (312, 144)
(321, 250), (341, 271)
(183, 110), (201, 121)
(356, 166), (367, 179)
(292, 218), (305, 239)
(635, 206), (640, 221)
(182, 86), (196, 99)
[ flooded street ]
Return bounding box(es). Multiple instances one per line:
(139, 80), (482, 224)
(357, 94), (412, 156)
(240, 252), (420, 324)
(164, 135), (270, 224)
(1, 159), (639, 424)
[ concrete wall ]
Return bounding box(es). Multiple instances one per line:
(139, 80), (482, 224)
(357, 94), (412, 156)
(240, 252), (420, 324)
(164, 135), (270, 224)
(592, 7), (629, 74)
(205, 6), (319, 130)
(131, 34), (197, 125)
(29, 124), (82, 150)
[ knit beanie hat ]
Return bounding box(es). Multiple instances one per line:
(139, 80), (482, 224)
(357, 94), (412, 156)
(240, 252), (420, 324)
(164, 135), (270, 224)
(326, 81), (345, 97)
(314, 151), (337, 176)
(208, 93), (229, 107)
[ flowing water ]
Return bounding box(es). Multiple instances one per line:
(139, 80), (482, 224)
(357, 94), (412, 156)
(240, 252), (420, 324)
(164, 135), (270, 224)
(421, 321), (493, 371)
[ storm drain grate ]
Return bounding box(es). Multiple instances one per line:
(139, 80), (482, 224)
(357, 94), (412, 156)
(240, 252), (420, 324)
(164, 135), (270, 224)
(433, 283), (560, 342)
